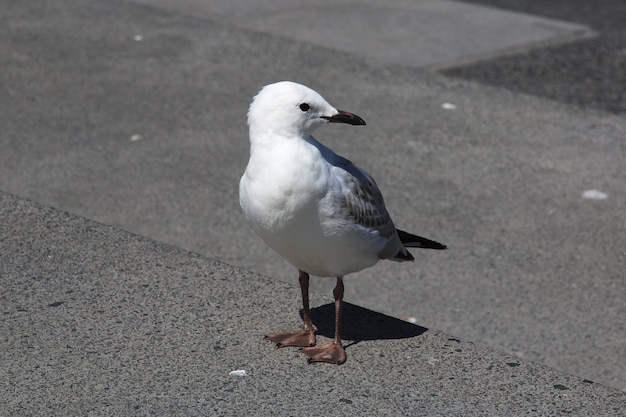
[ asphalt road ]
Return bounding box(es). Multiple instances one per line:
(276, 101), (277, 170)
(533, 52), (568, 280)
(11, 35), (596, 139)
(1, 0), (625, 394)
(446, 0), (626, 115)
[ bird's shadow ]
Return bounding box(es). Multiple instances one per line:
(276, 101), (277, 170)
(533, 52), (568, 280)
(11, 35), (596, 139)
(302, 302), (428, 342)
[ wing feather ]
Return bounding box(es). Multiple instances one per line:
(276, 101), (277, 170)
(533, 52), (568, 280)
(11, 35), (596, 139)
(331, 156), (405, 260)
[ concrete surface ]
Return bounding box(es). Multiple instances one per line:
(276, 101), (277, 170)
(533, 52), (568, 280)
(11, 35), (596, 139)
(129, 0), (592, 68)
(1, 0), (625, 400)
(448, 0), (626, 115)
(2, 192), (626, 416)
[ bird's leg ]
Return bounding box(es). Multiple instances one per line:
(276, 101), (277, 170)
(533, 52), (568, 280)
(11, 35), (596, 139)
(265, 270), (317, 348)
(301, 276), (346, 365)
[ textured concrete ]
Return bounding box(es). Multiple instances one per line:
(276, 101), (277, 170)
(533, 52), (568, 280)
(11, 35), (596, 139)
(1, 0), (625, 396)
(448, 0), (626, 115)
(2, 192), (626, 416)
(128, 0), (591, 68)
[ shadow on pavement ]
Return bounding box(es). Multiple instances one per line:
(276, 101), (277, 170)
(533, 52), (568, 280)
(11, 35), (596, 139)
(305, 302), (428, 342)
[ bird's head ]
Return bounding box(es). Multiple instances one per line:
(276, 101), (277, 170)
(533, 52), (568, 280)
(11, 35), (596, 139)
(247, 81), (366, 138)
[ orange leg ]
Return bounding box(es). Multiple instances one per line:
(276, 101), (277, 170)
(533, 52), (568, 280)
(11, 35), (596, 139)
(301, 276), (346, 365)
(265, 270), (317, 348)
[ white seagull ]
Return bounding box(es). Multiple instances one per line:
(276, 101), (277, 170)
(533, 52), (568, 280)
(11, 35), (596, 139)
(239, 81), (446, 364)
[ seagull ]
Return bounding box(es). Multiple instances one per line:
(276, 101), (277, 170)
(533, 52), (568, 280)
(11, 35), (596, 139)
(239, 81), (446, 365)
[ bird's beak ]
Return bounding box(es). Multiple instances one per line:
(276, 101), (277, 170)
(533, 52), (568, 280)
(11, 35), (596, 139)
(322, 110), (366, 126)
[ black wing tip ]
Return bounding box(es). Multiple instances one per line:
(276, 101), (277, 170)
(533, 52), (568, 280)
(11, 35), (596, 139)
(426, 242), (447, 250)
(397, 229), (447, 250)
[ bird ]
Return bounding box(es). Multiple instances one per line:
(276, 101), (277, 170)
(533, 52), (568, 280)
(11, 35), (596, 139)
(239, 81), (446, 365)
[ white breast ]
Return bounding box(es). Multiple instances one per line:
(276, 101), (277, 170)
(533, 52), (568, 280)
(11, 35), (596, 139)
(239, 135), (386, 277)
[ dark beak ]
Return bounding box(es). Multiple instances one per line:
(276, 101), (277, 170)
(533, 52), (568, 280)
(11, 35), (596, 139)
(322, 110), (366, 126)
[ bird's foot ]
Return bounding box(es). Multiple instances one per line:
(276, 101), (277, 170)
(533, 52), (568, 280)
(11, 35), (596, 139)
(301, 342), (346, 365)
(265, 329), (316, 348)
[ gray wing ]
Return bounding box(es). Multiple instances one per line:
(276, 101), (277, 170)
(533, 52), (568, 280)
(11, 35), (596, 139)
(331, 156), (409, 260)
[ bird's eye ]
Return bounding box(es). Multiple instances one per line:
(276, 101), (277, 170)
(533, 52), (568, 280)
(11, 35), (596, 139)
(299, 103), (311, 112)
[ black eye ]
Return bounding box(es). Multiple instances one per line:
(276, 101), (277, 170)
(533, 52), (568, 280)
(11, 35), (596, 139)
(299, 103), (310, 112)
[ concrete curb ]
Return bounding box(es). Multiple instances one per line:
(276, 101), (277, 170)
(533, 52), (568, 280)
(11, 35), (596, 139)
(2, 192), (625, 416)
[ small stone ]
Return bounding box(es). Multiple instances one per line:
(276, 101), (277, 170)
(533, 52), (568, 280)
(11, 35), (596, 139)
(582, 189), (608, 200)
(228, 369), (247, 377)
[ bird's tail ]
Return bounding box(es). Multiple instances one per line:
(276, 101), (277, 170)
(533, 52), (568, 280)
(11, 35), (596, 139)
(388, 229), (446, 262)
(397, 229), (447, 250)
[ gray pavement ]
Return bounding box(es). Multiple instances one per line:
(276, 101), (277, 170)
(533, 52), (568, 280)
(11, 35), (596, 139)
(1, 0), (625, 404)
(2, 192), (626, 416)
(129, 0), (592, 68)
(448, 0), (626, 115)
